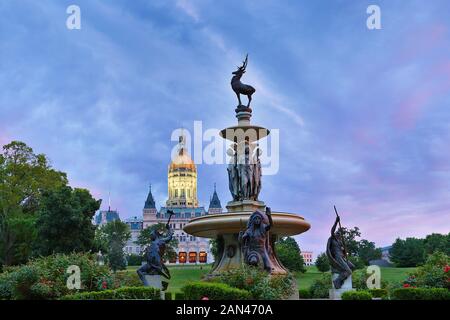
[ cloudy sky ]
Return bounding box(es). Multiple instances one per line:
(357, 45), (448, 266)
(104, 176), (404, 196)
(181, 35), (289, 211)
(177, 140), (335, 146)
(1, 0), (449, 256)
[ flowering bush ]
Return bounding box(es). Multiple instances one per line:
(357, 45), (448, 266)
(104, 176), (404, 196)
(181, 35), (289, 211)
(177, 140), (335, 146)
(216, 265), (295, 300)
(405, 252), (449, 289)
(97, 276), (114, 291)
(0, 253), (111, 300)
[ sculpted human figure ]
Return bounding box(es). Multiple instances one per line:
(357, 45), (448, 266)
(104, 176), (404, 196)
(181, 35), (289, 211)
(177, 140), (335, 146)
(326, 215), (355, 289)
(251, 147), (262, 201)
(239, 207), (273, 271)
(137, 211), (174, 289)
(227, 146), (239, 201)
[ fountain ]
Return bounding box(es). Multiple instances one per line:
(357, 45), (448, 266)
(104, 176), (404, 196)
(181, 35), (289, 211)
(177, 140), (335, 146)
(183, 55), (310, 275)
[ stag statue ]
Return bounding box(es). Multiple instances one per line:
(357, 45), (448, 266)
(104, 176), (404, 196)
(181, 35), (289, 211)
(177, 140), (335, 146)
(231, 54), (256, 108)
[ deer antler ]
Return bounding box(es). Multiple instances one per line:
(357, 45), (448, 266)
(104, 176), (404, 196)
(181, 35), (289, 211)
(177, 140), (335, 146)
(243, 54), (248, 69)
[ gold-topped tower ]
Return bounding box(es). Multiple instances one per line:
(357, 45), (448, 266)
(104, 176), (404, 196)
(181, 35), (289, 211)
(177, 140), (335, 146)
(166, 135), (198, 207)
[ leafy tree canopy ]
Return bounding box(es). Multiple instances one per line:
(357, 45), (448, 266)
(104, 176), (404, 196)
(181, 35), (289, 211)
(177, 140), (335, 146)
(35, 186), (101, 256)
(315, 252), (330, 272)
(276, 237), (305, 273)
(390, 237), (426, 267)
(0, 141), (68, 266)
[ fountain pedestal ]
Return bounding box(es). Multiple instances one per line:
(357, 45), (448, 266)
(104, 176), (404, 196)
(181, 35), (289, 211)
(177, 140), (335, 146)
(184, 58), (311, 276)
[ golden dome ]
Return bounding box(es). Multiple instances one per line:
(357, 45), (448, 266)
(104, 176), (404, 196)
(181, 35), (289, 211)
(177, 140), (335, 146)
(169, 148), (196, 171)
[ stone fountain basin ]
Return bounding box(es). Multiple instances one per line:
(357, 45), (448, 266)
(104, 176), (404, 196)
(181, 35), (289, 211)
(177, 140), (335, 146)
(183, 212), (310, 238)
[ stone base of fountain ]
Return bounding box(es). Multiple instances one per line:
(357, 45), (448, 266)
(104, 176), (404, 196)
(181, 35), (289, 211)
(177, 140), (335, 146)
(183, 211), (310, 275)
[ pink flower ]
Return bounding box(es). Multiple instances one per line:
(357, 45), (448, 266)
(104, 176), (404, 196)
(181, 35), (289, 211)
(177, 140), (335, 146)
(102, 281), (108, 289)
(444, 265), (450, 273)
(403, 283), (411, 288)
(201, 296), (209, 300)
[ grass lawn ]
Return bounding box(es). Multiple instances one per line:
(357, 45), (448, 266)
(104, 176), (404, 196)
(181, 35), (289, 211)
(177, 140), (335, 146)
(126, 265), (416, 292)
(295, 266), (416, 289)
(380, 266), (416, 284)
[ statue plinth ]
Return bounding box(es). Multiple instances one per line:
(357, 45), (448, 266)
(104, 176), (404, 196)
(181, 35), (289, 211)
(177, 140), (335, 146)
(226, 200), (265, 213)
(235, 105), (252, 125)
(329, 274), (354, 300)
(143, 275), (166, 300)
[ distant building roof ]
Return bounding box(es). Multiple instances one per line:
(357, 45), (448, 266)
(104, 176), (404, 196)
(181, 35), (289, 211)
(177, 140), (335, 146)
(95, 210), (120, 225)
(158, 206), (206, 219)
(208, 184), (222, 209)
(125, 216), (143, 230)
(144, 185), (156, 209)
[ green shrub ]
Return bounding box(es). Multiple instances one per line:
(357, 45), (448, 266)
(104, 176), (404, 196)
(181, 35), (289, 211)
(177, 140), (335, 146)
(341, 290), (372, 300)
(112, 270), (141, 288)
(0, 272), (13, 299)
(216, 266), (295, 299)
(114, 287), (161, 300)
(392, 288), (450, 300)
(62, 290), (115, 300)
(62, 286), (161, 300)
(368, 288), (388, 298)
(164, 291), (173, 300)
(174, 292), (185, 300)
(182, 282), (251, 300)
(298, 289), (312, 299)
(0, 253), (111, 300)
(309, 273), (330, 298)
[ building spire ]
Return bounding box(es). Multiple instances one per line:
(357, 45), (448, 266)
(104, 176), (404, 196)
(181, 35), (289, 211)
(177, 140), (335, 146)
(209, 183), (222, 209)
(144, 183), (156, 209)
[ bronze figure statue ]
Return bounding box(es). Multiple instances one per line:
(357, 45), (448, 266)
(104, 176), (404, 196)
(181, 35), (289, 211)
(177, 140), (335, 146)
(239, 207), (273, 271)
(227, 142), (262, 201)
(137, 210), (175, 290)
(326, 207), (355, 289)
(231, 54), (256, 108)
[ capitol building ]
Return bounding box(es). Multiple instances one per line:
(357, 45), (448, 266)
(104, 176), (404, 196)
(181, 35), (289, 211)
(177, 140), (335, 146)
(124, 135), (222, 264)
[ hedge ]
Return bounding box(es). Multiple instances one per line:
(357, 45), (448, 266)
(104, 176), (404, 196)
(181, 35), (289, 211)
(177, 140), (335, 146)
(392, 288), (450, 300)
(368, 289), (388, 299)
(174, 292), (185, 300)
(61, 286), (161, 300)
(164, 292), (173, 300)
(298, 289), (313, 299)
(182, 282), (251, 300)
(341, 291), (372, 300)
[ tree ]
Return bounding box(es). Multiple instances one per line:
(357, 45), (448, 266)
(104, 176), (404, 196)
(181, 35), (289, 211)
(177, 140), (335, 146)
(35, 186), (100, 255)
(424, 233), (450, 256)
(136, 223), (178, 262)
(99, 220), (131, 272)
(315, 253), (330, 272)
(390, 237), (426, 267)
(357, 239), (382, 265)
(275, 237), (305, 273)
(335, 226), (382, 266)
(339, 227), (361, 256)
(0, 141), (67, 266)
